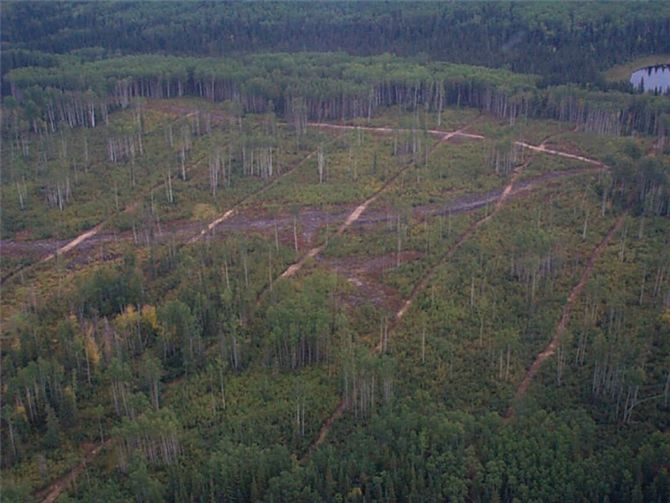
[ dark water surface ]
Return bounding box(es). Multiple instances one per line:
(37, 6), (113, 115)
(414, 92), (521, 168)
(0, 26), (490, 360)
(630, 65), (670, 94)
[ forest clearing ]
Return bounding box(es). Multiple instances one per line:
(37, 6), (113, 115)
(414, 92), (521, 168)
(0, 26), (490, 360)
(3, 94), (667, 502)
(2, 3), (669, 502)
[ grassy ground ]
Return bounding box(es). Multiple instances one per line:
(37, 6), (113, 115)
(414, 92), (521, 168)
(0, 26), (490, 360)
(603, 54), (670, 82)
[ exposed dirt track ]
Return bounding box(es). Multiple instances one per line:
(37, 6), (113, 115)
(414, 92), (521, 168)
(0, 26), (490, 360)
(514, 141), (607, 166)
(382, 140), (542, 345)
(301, 149), (534, 461)
(188, 132), (345, 244)
(299, 131), (609, 460)
(505, 214), (626, 419)
(40, 201), (142, 264)
(0, 132), (343, 285)
(2, 102), (280, 283)
(276, 125), (479, 282)
(310, 122), (486, 141)
(0, 166), (605, 274)
(1, 113), (605, 286)
(0, 109), (203, 285)
(311, 122), (608, 169)
(36, 106), (200, 259)
(34, 438), (112, 503)
(0, 150), (208, 286)
(304, 400), (348, 460)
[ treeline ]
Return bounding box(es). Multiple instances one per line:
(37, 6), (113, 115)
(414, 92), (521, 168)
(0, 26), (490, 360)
(2, 2), (670, 86)
(272, 409), (670, 503)
(6, 53), (670, 138)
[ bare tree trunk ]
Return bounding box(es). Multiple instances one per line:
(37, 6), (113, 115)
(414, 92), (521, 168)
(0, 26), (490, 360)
(268, 246), (273, 292)
(317, 145), (325, 184)
(274, 221), (280, 252)
(396, 215), (402, 268)
(293, 216), (299, 253)
(421, 328), (426, 364)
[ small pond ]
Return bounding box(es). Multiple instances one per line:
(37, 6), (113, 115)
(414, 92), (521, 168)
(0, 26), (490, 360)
(630, 64), (670, 94)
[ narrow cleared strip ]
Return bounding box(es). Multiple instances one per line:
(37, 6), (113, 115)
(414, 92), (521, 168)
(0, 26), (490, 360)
(515, 141), (606, 166)
(505, 213), (626, 418)
(311, 123), (608, 168)
(35, 438), (113, 503)
(3, 123), (605, 286)
(0, 166), (605, 264)
(278, 126), (478, 282)
(303, 150), (534, 461)
(381, 148), (531, 345)
(310, 122), (485, 140)
(2, 143), (210, 285)
(188, 134), (343, 244)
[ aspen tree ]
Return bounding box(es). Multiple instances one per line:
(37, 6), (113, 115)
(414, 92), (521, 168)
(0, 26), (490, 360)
(317, 145), (325, 184)
(140, 353), (163, 411)
(215, 358), (226, 409)
(291, 205), (300, 253)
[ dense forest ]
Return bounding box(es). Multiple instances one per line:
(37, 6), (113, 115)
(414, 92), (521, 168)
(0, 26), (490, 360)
(1, 2), (669, 503)
(3, 2), (670, 85)
(5, 52), (670, 141)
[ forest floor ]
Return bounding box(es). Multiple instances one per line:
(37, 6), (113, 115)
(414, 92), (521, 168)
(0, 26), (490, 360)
(603, 54), (670, 81)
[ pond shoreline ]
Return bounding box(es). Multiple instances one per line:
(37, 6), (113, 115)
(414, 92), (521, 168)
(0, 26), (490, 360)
(630, 64), (670, 94)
